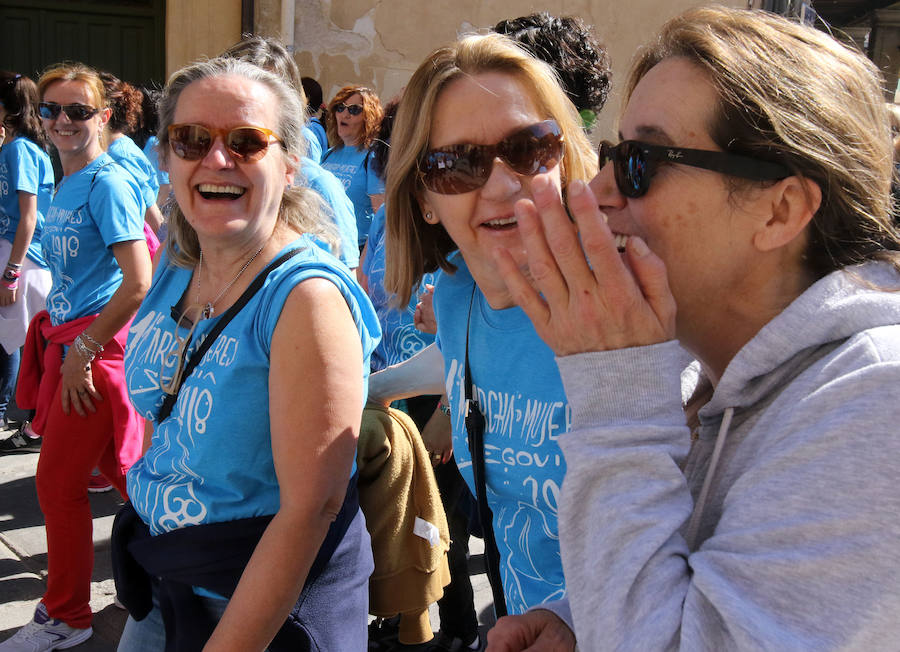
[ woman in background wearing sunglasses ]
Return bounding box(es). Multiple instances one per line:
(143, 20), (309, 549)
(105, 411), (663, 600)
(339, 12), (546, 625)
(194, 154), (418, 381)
(118, 57), (378, 651)
(488, 6), (900, 651)
(0, 72), (53, 445)
(376, 33), (595, 624)
(0, 62), (151, 651)
(322, 85), (384, 248)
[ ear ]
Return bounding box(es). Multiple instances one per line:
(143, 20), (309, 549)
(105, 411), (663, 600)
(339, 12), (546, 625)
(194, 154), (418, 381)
(97, 107), (112, 129)
(283, 152), (300, 186)
(417, 193), (440, 224)
(752, 176), (822, 253)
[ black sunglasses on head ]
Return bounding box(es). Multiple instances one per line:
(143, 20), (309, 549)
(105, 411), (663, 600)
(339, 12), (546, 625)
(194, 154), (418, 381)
(334, 103), (363, 116)
(38, 102), (100, 122)
(598, 140), (790, 198)
(419, 119), (565, 195)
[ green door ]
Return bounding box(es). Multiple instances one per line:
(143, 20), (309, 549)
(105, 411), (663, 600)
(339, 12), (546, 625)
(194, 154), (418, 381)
(0, 0), (165, 88)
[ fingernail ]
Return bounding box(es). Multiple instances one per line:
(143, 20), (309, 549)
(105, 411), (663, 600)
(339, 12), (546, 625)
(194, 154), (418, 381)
(532, 175), (550, 193)
(569, 179), (586, 197)
(631, 236), (649, 257)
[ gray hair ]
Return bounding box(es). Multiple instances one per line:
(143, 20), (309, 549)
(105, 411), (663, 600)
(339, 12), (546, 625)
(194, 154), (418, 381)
(158, 56), (336, 267)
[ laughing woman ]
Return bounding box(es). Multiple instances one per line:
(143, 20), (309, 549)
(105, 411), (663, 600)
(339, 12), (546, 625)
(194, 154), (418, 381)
(0, 62), (150, 651)
(488, 6), (900, 651)
(117, 57), (379, 651)
(380, 33), (596, 621)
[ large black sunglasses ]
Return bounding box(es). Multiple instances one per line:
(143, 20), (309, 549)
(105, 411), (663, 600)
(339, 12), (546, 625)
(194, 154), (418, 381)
(419, 119), (564, 195)
(38, 102), (100, 122)
(598, 140), (790, 198)
(334, 103), (363, 116)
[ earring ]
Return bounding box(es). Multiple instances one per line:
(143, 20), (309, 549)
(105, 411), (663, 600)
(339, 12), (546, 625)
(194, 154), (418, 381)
(424, 211), (434, 223)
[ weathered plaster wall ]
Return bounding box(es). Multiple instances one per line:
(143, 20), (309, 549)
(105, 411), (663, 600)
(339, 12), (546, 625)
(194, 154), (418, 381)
(166, 0), (242, 78)
(280, 0), (746, 139)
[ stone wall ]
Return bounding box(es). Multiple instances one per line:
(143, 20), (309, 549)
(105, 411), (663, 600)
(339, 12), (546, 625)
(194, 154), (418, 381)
(285, 0), (746, 140)
(166, 0), (242, 78)
(165, 0), (752, 138)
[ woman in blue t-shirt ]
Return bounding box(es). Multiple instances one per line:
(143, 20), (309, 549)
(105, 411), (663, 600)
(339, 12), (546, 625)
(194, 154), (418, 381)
(321, 85), (384, 247)
(1, 62), (152, 650)
(117, 57), (379, 652)
(100, 72), (164, 245)
(0, 72), (53, 438)
(375, 34), (597, 620)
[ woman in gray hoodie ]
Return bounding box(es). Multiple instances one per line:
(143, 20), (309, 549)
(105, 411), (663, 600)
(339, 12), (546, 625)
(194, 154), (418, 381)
(487, 6), (900, 651)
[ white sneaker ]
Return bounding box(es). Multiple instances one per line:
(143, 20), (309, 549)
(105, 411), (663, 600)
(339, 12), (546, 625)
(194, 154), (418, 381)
(0, 603), (93, 651)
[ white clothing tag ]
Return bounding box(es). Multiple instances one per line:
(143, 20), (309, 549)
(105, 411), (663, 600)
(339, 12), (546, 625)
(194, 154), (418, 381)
(413, 516), (440, 547)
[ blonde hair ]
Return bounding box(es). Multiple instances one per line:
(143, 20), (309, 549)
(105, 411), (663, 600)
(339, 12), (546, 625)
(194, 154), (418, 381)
(325, 86), (383, 149)
(628, 6), (900, 277)
(220, 35), (308, 110)
(385, 32), (597, 306)
(38, 62), (108, 147)
(38, 62), (106, 108)
(157, 57), (336, 267)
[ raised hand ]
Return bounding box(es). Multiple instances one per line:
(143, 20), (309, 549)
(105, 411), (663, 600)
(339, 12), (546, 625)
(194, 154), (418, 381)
(493, 175), (676, 356)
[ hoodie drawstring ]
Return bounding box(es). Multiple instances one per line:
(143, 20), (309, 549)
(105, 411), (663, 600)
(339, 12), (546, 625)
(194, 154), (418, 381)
(685, 406), (734, 549)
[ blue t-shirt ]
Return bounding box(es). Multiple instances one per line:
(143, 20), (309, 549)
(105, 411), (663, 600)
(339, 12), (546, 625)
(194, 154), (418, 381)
(363, 205), (435, 371)
(142, 135), (170, 186)
(125, 237), (381, 535)
(306, 116), (328, 163)
(321, 145), (384, 246)
(0, 136), (54, 267)
(108, 134), (159, 212)
(299, 157), (359, 268)
(302, 125), (323, 164)
(434, 252), (569, 615)
(42, 154), (145, 325)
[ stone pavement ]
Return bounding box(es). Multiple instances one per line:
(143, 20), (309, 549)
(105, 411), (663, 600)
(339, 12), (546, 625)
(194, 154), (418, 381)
(0, 450), (127, 651)
(0, 439), (496, 650)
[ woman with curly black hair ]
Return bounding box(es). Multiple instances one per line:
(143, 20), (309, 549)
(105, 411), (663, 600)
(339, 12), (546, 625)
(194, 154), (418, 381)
(494, 13), (611, 131)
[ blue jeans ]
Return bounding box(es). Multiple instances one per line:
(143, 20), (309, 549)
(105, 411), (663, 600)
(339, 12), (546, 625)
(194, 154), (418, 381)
(0, 344), (19, 423)
(117, 509), (372, 651)
(118, 594), (227, 652)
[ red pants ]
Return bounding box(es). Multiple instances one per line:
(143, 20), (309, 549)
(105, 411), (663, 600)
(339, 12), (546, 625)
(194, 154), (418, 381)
(35, 367), (132, 628)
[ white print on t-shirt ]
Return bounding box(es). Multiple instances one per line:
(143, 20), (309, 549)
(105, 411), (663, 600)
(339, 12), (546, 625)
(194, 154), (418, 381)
(125, 307), (242, 533)
(43, 204), (84, 322)
(444, 355), (570, 613)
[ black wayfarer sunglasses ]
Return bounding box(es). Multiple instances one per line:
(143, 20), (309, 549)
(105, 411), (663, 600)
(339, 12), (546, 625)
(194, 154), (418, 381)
(598, 140), (790, 198)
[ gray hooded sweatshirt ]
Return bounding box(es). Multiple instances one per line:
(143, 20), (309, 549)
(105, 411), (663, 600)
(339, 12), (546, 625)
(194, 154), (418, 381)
(549, 261), (900, 650)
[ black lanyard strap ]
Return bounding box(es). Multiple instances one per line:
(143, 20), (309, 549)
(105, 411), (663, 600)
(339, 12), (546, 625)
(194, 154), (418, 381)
(157, 247), (303, 423)
(463, 285), (508, 618)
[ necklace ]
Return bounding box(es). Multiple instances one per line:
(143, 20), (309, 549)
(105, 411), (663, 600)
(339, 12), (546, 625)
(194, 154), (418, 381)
(196, 244), (265, 318)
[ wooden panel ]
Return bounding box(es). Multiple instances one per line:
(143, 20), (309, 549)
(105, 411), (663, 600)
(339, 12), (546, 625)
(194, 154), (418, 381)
(0, 0), (165, 87)
(0, 10), (43, 78)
